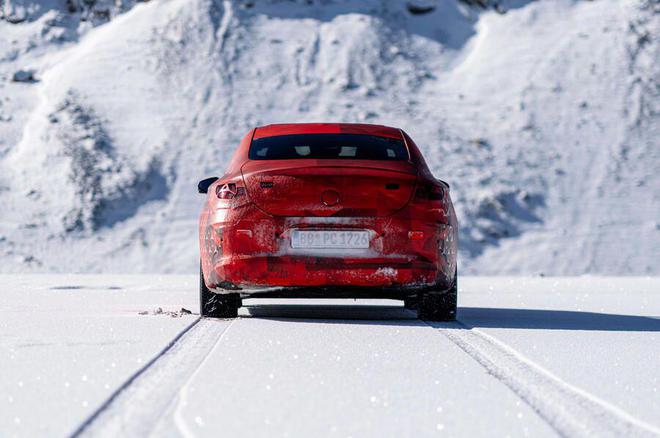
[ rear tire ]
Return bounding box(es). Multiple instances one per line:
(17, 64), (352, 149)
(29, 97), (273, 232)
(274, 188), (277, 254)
(417, 271), (457, 321)
(200, 263), (241, 318)
(403, 296), (418, 310)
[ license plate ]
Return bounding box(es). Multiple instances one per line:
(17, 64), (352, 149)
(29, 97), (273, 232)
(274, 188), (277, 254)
(291, 230), (370, 249)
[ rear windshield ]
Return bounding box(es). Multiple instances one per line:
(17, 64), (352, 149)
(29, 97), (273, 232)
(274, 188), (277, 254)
(249, 133), (409, 161)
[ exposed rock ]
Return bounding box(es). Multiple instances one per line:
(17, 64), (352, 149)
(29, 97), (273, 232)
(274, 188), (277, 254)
(406, 2), (435, 15)
(12, 69), (38, 83)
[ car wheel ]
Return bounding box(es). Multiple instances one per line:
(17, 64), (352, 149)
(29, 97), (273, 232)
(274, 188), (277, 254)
(417, 271), (457, 321)
(200, 263), (241, 318)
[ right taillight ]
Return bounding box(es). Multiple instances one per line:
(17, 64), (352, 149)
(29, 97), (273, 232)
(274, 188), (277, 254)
(414, 183), (445, 202)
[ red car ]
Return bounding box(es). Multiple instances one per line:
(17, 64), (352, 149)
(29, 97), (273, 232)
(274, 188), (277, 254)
(198, 123), (458, 320)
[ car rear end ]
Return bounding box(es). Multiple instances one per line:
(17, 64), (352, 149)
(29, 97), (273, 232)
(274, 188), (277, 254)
(200, 125), (458, 298)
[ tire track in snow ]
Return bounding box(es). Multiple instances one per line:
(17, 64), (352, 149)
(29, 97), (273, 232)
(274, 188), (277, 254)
(71, 317), (235, 438)
(427, 321), (660, 438)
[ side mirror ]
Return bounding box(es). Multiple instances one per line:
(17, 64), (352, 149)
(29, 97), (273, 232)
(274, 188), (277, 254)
(198, 177), (219, 194)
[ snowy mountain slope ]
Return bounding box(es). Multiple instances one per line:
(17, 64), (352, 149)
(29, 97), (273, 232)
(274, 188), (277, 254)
(0, 0), (658, 274)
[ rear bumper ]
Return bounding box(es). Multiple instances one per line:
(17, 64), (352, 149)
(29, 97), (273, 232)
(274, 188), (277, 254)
(212, 255), (443, 291)
(235, 285), (431, 300)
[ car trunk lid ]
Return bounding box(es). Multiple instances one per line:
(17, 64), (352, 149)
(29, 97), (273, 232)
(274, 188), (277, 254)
(241, 160), (417, 217)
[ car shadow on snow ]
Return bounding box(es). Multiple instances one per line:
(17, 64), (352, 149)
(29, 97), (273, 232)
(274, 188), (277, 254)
(242, 304), (660, 332)
(458, 307), (660, 332)
(242, 303), (423, 326)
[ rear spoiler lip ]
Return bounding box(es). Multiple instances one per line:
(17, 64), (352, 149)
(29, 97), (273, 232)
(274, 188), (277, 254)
(239, 159), (418, 177)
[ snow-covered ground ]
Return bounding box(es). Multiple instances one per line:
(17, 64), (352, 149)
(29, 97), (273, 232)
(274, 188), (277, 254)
(0, 275), (197, 436)
(1, 275), (658, 437)
(1, 0), (658, 275)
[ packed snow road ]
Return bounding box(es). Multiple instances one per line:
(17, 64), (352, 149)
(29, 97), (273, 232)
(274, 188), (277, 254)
(1, 276), (659, 437)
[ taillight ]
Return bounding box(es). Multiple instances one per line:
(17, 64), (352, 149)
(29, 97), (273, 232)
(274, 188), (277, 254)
(414, 183), (445, 202)
(216, 183), (246, 199)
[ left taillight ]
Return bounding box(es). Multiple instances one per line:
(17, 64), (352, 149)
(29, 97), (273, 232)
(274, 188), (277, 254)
(216, 183), (246, 200)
